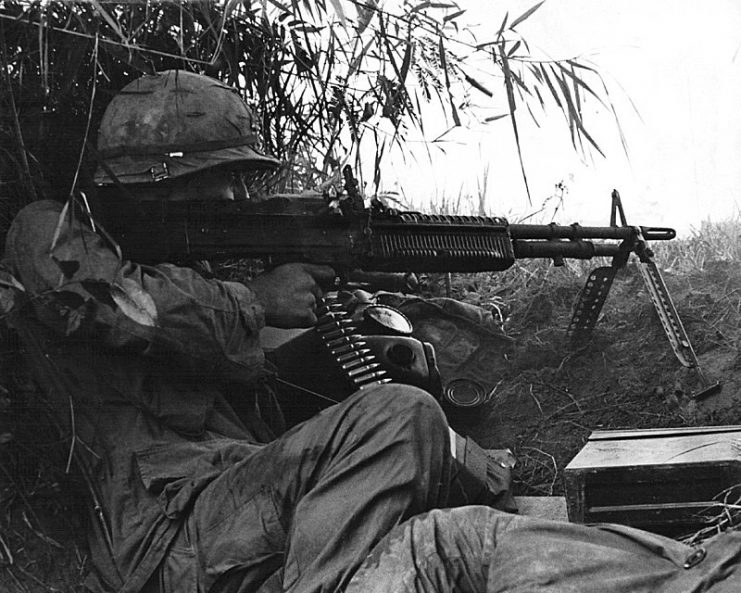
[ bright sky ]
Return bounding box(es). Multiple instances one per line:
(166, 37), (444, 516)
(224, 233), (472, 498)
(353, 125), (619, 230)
(380, 0), (741, 236)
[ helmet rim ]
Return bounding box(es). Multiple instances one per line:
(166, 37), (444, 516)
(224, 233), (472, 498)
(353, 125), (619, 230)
(94, 143), (280, 185)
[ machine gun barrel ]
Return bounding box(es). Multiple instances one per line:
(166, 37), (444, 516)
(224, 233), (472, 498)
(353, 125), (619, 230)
(508, 224), (676, 261)
(509, 223), (675, 242)
(513, 240), (617, 260)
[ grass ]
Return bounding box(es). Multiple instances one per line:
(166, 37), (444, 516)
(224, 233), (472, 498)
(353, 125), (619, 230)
(431, 219), (741, 498)
(647, 221), (741, 281)
(2, 216), (741, 589)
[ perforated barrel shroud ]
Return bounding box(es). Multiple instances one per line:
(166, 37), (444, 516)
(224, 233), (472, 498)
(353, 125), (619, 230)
(360, 213), (515, 273)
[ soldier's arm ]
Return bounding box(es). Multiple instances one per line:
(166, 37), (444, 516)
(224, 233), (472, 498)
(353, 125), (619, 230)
(5, 200), (269, 381)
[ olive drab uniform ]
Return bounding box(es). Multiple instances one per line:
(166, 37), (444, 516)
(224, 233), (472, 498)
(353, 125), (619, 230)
(346, 506), (741, 593)
(3, 68), (453, 592)
(2, 200), (453, 593)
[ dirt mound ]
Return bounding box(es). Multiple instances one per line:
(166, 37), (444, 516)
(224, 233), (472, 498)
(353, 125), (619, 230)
(444, 258), (741, 496)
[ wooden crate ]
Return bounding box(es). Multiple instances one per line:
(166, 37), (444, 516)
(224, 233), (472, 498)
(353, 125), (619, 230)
(563, 426), (741, 536)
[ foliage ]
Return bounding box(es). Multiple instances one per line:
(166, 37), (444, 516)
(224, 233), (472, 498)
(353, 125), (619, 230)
(3, 210), (741, 588)
(657, 217), (741, 273)
(1, 0), (618, 234)
(438, 221), (741, 510)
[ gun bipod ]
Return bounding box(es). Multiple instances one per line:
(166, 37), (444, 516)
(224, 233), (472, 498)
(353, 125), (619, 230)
(567, 190), (721, 400)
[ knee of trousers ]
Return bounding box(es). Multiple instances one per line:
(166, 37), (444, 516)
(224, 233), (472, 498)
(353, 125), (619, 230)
(346, 507), (505, 593)
(350, 383), (449, 439)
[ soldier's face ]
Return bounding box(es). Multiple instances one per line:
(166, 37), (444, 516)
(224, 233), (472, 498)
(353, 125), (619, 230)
(164, 168), (249, 202)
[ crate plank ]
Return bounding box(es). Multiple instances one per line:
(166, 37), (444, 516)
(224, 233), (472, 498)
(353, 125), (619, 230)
(564, 426), (741, 536)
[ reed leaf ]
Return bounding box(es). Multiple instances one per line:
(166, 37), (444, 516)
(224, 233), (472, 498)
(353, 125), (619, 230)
(0, 0), (621, 234)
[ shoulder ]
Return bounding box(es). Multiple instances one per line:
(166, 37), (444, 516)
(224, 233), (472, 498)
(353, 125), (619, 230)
(7, 199), (65, 242)
(12, 199), (64, 220)
(4, 199), (108, 293)
(5, 199), (65, 256)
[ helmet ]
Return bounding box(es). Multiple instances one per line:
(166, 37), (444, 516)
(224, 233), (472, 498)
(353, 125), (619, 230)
(94, 69), (279, 185)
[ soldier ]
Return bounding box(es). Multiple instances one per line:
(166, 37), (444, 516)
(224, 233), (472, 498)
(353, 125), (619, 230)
(346, 505), (741, 593)
(7, 67), (737, 593)
(2, 70), (452, 593)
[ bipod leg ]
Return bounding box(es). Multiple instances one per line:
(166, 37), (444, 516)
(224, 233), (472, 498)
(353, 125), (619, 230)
(568, 189), (632, 345)
(567, 266), (616, 344)
(637, 259), (722, 400)
(692, 367), (723, 401)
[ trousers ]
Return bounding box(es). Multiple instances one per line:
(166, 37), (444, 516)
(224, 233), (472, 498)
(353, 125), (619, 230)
(345, 506), (741, 593)
(154, 384), (451, 593)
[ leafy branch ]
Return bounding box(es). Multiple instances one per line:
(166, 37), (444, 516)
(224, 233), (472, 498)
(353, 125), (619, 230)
(0, 0), (620, 219)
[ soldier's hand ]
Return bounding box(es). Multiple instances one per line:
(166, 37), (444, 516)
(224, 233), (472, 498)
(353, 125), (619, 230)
(248, 263), (336, 328)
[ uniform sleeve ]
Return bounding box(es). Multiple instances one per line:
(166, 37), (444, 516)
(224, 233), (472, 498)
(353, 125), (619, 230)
(4, 200), (266, 381)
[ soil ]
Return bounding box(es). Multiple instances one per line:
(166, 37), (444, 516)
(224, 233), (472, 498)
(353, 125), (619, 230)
(2, 256), (741, 591)
(446, 259), (741, 496)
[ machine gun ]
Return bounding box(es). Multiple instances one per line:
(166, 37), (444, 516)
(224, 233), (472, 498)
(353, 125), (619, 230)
(97, 168), (715, 396)
(102, 188), (674, 277)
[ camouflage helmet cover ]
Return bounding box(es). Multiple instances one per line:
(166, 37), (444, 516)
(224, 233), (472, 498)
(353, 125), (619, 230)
(94, 69), (279, 185)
